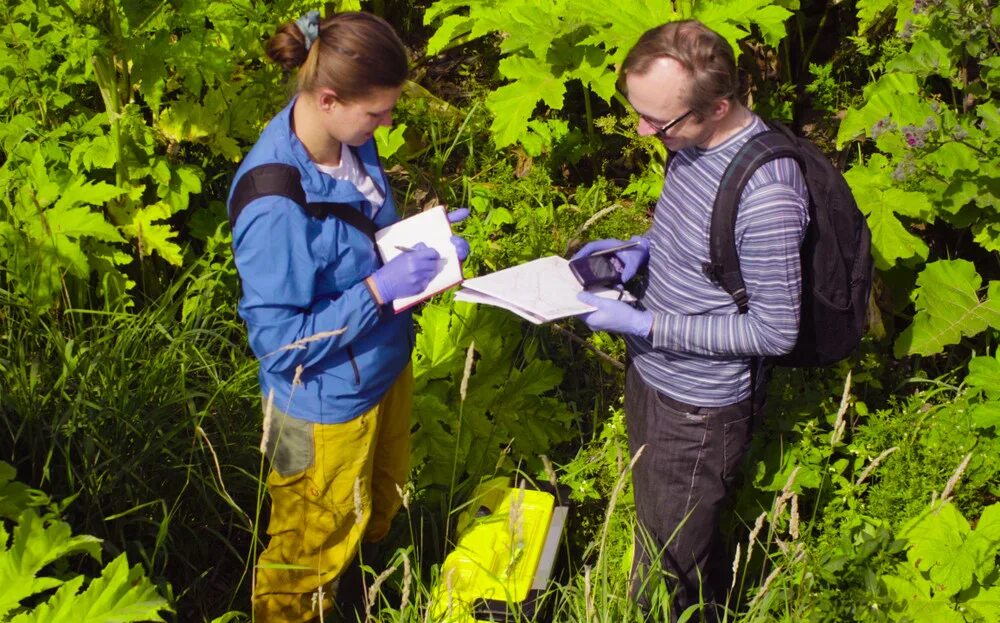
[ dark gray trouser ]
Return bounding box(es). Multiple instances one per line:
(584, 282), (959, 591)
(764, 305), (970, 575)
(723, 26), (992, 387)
(624, 365), (760, 622)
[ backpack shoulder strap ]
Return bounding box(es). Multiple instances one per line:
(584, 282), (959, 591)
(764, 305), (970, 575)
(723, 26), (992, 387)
(704, 127), (804, 313)
(229, 163), (306, 229)
(228, 163), (377, 243)
(306, 201), (378, 242)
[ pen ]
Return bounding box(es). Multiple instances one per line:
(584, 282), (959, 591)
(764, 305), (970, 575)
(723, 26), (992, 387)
(395, 245), (415, 253)
(589, 240), (641, 257)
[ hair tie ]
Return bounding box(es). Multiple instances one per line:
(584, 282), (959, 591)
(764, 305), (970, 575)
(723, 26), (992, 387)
(294, 10), (320, 51)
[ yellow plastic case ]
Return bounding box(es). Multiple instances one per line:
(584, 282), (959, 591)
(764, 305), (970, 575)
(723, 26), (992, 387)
(429, 477), (569, 622)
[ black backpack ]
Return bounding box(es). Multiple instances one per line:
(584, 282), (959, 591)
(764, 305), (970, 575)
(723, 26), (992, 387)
(227, 161), (378, 242)
(701, 122), (873, 367)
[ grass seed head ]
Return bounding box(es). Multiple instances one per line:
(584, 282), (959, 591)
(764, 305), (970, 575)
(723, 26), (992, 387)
(459, 340), (475, 402)
(941, 451), (973, 503)
(855, 446), (899, 486)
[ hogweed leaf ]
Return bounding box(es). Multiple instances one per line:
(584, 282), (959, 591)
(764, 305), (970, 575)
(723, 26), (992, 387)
(966, 355), (1000, 399)
(576, 0), (676, 68)
(414, 303), (463, 381)
(965, 585), (1000, 621)
(968, 503), (1000, 581)
(487, 57), (567, 148)
(0, 464), (48, 521)
(122, 215), (183, 266)
(53, 178), (126, 212)
(374, 124), (408, 161)
(900, 502), (975, 594)
(886, 32), (954, 80)
(8, 553), (170, 623)
(855, 0), (912, 34)
(864, 200), (930, 270)
(970, 403), (1000, 430)
(894, 261), (1000, 357)
(425, 14), (474, 56)
(694, 0), (792, 51)
(882, 566), (966, 622)
(0, 511), (102, 617)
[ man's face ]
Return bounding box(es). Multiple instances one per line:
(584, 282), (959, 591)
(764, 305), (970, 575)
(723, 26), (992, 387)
(626, 57), (715, 151)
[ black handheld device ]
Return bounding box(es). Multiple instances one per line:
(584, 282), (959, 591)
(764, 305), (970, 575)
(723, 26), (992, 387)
(569, 254), (623, 288)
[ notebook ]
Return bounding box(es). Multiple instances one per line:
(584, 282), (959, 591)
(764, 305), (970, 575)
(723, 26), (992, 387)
(375, 205), (463, 312)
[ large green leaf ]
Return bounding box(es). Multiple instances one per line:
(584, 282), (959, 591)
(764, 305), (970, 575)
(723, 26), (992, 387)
(486, 57), (568, 148)
(900, 502), (980, 594)
(45, 205), (125, 243)
(854, 0), (911, 33)
(966, 585), (1000, 622)
(125, 217), (183, 265)
(427, 0), (794, 150)
(414, 303), (465, 381)
(0, 511), (102, 618)
(846, 158), (931, 269)
(695, 0), (792, 51)
(0, 465), (48, 523)
(886, 32), (954, 80)
(425, 14), (475, 56)
(967, 355), (1000, 400)
(881, 566), (965, 623)
(895, 260), (1000, 357)
(837, 73), (932, 148)
(8, 553), (169, 623)
(577, 0), (678, 68)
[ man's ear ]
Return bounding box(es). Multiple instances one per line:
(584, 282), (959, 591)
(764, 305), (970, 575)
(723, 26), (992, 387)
(710, 97), (731, 121)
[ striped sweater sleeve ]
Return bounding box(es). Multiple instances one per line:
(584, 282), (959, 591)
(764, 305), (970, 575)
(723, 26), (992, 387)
(649, 182), (807, 357)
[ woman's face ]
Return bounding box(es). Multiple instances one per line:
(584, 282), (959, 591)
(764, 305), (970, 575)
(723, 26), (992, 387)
(319, 85), (403, 147)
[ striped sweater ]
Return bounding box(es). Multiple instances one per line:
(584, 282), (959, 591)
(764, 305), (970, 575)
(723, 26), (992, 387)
(625, 116), (809, 407)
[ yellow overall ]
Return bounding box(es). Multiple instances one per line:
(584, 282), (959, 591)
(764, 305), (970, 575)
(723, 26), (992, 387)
(252, 365), (413, 622)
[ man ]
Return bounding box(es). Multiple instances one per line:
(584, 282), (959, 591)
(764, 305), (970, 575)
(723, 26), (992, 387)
(573, 20), (809, 621)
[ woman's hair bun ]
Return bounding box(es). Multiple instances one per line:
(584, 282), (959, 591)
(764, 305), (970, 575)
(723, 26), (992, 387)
(265, 22), (310, 73)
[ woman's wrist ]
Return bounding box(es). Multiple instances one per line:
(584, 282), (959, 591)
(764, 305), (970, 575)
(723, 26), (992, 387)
(365, 276), (385, 306)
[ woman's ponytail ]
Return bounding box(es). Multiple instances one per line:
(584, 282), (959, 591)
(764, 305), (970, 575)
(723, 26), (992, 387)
(264, 11), (408, 101)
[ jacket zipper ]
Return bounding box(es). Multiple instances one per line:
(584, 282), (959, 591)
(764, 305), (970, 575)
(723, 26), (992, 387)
(345, 345), (361, 385)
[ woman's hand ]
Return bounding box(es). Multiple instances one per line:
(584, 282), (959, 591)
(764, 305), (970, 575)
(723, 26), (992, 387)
(447, 208), (470, 261)
(371, 243), (442, 303)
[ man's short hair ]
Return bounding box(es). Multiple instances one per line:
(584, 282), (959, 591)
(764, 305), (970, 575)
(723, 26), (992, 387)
(620, 20), (739, 119)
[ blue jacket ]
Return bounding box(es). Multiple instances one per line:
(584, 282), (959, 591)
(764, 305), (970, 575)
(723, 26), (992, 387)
(229, 99), (412, 423)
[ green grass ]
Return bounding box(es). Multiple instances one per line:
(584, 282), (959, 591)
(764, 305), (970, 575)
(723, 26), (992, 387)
(0, 263), (263, 621)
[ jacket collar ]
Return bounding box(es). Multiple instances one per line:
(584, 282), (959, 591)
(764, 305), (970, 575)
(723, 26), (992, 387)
(279, 97), (388, 203)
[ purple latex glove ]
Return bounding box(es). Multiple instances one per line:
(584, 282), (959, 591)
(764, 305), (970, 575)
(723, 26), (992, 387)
(447, 208), (470, 262)
(571, 235), (650, 282)
(577, 292), (653, 337)
(371, 243), (442, 303)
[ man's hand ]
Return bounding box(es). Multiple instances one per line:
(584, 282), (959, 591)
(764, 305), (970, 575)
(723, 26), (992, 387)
(571, 235), (649, 282)
(577, 292), (652, 337)
(447, 207), (470, 261)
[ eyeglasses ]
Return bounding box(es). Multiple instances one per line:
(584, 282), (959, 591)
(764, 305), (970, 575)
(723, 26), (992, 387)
(639, 109), (693, 137)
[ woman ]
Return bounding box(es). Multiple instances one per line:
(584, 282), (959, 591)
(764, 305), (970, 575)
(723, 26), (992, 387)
(228, 11), (467, 621)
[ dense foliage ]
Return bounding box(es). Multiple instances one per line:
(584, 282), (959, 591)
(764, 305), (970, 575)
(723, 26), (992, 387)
(1, 0), (999, 621)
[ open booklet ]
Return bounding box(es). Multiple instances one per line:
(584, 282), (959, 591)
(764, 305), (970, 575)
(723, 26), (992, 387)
(375, 205), (462, 312)
(454, 256), (635, 324)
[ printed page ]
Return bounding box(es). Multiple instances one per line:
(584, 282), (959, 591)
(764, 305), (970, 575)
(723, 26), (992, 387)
(454, 288), (549, 324)
(375, 205), (462, 312)
(457, 256), (633, 322)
